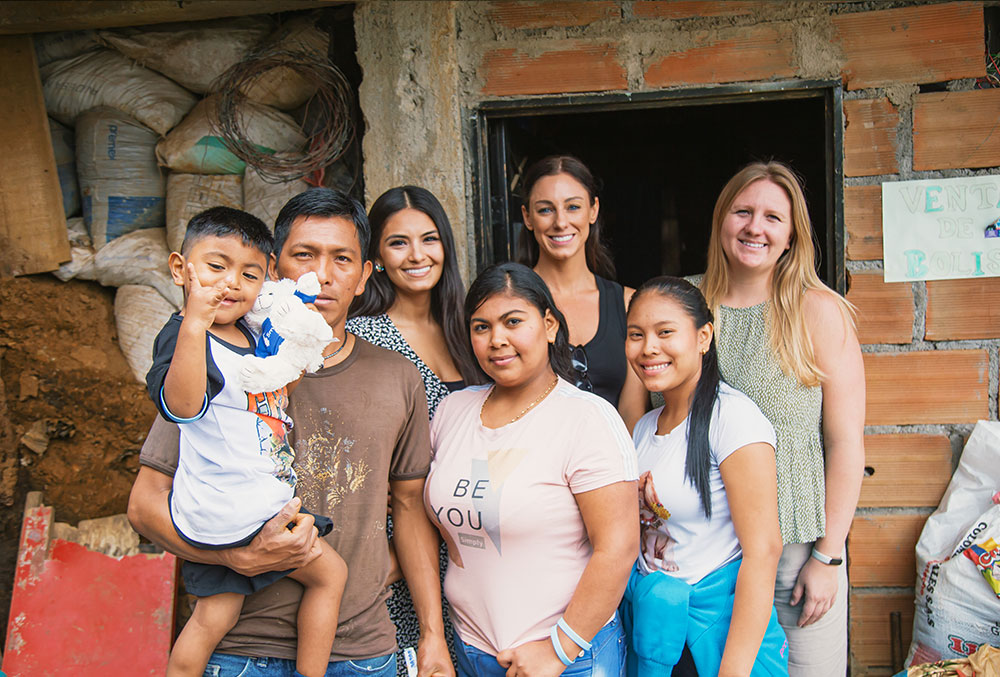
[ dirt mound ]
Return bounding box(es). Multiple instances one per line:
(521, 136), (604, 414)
(0, 274), (157, 634)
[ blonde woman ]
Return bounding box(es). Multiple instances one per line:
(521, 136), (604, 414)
(700, 162), (865, 677)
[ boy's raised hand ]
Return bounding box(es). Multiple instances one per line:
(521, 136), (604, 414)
(183, 263), (230, 330)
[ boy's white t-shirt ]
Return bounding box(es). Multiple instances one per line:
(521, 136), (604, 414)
(147, 314), (296, 546)
(426, 379), (638, 655)
(633, 382), (776, 584)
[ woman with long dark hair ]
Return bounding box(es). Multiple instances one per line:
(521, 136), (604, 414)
(349, 185), (480, 413)
(700, 162), (864, 676)
(426, 262), (638, 676)
(347, 185), (480, 674)
(517, 155), (647, 431)
(621, 277), (787, 676)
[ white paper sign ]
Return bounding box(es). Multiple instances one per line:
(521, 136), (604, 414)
(881, 175), (1000, 282)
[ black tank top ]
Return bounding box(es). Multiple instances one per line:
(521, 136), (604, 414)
(574, 275), (627, 407)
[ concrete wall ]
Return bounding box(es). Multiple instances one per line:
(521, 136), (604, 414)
(355, 1), (469, 270)
(354, 2), (997, 674)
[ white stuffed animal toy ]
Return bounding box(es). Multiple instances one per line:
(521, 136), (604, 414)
(240, 271), (335, 394)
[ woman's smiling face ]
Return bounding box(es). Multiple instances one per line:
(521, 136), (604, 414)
(376, 208), (445, 296)
(469, 291), (558, 389)
(521, 172), (598, 264)
(625, 292), (712, 395)
(719, 178), (793, 276)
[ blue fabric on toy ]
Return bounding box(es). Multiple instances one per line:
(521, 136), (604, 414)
(254, 288), (318, 359)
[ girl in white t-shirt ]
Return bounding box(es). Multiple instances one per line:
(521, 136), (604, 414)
(425, 262), (639, 677)
(622, 276), (788, 677)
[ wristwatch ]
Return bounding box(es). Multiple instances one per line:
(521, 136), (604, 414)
(810, 547), (843, 566)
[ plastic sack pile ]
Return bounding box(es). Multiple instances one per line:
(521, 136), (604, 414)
(35, 14), (336, 383)
(908, 421), (1000, 668)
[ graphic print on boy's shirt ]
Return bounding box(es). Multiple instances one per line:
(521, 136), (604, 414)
(248, 388), (295, 486)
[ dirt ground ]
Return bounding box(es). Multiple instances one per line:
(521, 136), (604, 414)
(0, 274), (157, 636)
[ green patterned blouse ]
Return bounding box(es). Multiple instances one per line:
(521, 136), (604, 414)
(715, 301), (825, 545)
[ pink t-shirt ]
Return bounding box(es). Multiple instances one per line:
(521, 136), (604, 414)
(425, 379), (638, 655)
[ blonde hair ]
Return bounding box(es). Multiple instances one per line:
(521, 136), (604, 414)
(701, 162), (855, 387)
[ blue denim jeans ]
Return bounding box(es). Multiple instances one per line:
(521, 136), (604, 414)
(454, 615), (625, 677)
(202, 652), (396, 676)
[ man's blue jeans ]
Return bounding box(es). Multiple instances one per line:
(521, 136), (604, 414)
(202, 652), (396, 676)
(454, 614), (625, 677)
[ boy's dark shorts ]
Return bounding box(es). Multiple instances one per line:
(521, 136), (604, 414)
(178, 508), (333, 598)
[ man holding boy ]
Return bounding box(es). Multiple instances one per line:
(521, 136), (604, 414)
(128, 189), (452, 677)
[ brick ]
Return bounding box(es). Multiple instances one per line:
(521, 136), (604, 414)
(643, 25), (794, 87)
(633, 1), (769, 19)
(849, 592), (914, 673)
(833, 2), (984, 90)
(487, 1), (619, 29)
(845, 185), (883, 261)
(926, 277), (1000, 340)
(863, 350), (989, 425)
(859, 434), (953, 508)
(914, 89), (1000, 171)
(846, 271), (913, 345)
(481, 42), (627, 96)
(849, 513), (928, 587)
(844, 98), (899, 177)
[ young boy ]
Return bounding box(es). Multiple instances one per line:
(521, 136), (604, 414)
(145, 206), (347, 677)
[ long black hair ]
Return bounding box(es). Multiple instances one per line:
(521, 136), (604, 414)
(515, 155), (616, 279)
(629, 276), (721, 519)
(464, 262), (575, 383)
(349, 185), (481, 384)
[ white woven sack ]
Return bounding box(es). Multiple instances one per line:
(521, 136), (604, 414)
(907, 421), (1000, 665)
(155, 95), (306, 174)
(92, 228), (182, 309)
(76, 107), (165, 249)
(42, 48), (197, 136)
(115, 284), (176, 384)
(243, 159), (309, 230)
(242, 15), (329, 110)
(165, 174), (244, 253)
(97, 17), (271, 94)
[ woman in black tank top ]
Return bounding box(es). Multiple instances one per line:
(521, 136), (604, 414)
(516, 155), (648, 432)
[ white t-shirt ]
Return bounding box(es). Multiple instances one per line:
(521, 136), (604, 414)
(633, 382), (776, 584)
(426, 379), (638, 655)
(147, 315), (296, 546)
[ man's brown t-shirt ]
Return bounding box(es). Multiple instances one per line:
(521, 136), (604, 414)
(139, 338), (431, 661)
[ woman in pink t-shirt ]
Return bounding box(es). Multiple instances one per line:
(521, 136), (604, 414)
(425, 262), (639, 677)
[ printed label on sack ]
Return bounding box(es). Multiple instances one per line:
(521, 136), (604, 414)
(962, 537), (1000, 597)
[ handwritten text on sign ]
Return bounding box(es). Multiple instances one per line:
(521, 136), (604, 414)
(882, 175), (1000, 282)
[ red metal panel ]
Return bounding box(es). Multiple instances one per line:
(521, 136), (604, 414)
(3, 505), (177, 676)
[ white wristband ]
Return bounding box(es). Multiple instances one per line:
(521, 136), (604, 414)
(811, 546), (843, 566)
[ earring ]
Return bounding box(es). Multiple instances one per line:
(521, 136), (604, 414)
(375, 263), (384, 273)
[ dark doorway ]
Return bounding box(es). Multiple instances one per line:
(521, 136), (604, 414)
(475, 84), (843, 291)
